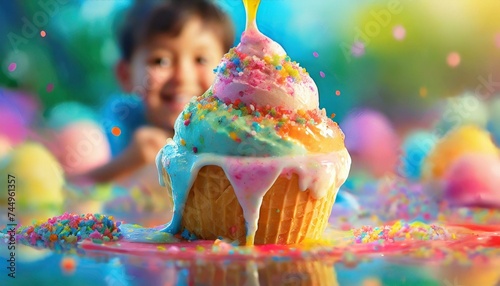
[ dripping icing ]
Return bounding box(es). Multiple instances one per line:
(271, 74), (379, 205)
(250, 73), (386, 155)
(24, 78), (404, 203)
(156, 142), (351, 243)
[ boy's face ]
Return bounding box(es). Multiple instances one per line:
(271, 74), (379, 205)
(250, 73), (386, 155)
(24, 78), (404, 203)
(119, 17), (225, 131)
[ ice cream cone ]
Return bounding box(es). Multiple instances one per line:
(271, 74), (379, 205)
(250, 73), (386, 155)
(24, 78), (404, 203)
(164, 165), (338, 245)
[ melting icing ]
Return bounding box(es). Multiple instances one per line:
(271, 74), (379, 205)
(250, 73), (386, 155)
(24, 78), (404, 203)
(156, 142), (351, 244)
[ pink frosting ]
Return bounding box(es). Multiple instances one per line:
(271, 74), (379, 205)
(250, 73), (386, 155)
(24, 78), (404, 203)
(212, 29), (319, 110)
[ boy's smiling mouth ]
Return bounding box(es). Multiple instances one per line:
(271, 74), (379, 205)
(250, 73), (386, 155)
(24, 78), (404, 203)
(161, 93), (193, 112)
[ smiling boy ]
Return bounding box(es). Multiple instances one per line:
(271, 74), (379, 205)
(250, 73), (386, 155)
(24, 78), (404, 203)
(83, 0), (234, 182)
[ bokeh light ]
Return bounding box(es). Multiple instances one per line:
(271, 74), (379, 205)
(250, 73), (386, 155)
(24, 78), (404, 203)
(111, 126), (122, 137)
(447, 52), (461, 68)
(46, 83), (54, 93)
(351, 41), (365, 57)
(419, 87), (428, 98)
(7, 63), (16, 72)
(60, 257), (77, 275)
(393, 25), (406, 41)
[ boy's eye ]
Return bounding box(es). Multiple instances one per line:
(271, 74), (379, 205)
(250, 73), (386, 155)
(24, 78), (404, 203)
(152, 57), (171, 67)
(196, 56), (208, 65)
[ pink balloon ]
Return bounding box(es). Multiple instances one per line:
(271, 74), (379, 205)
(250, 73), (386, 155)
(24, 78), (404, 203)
(0, 107), (27, 144)
(53, 121), (111, 175)
(341, 108), (400, 177)
(444, 154), (500, 208)
(0, 89), (40, 144)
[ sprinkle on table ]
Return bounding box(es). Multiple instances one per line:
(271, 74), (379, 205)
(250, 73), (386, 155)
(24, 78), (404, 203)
(352, 220), (451, 244)
(11, 213), (122, 247)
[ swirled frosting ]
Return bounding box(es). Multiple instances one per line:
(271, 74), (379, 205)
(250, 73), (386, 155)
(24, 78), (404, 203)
(170, 28), (344, 157)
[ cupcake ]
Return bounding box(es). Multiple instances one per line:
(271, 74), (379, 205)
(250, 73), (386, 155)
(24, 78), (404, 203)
(156, 19), (350, 245)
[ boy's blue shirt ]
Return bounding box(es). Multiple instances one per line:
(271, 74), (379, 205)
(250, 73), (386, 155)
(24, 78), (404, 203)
(101, 94), (147, 157)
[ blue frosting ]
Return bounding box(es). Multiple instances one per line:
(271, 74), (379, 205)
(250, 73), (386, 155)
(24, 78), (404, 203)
(173, 96), (306, 157)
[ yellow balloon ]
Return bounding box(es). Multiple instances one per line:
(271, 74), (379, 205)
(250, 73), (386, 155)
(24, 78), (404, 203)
(0, 142), (64, 225)
(424, 125), (499, 181)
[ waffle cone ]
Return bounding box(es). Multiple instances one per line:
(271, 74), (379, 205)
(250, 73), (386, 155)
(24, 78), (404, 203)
(167, 165), (338, 245)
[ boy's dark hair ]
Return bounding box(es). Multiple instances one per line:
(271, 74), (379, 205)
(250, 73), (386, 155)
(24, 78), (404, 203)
(118, 0), (235, 61)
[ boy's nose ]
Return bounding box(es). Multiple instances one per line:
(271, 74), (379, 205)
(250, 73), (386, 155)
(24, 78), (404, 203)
(169, 58), (197, 91)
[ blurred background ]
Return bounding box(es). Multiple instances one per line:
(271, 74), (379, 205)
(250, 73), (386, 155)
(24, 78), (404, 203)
(2, 0), (499, 120)
(1, 0), (500, 127)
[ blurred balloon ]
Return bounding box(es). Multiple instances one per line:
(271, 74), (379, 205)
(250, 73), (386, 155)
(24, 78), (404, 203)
(0, 142), (64, 225)
(423, 125), (499, 182)
(399, 130), (438, 181)
(341, 108), (399, 178)
(443, 154), (500, 208)
(0, 88), (39, 145)
(47, 102), (110, 175)
(47, 101), (99, 130)
(52, 121), (111, 176)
